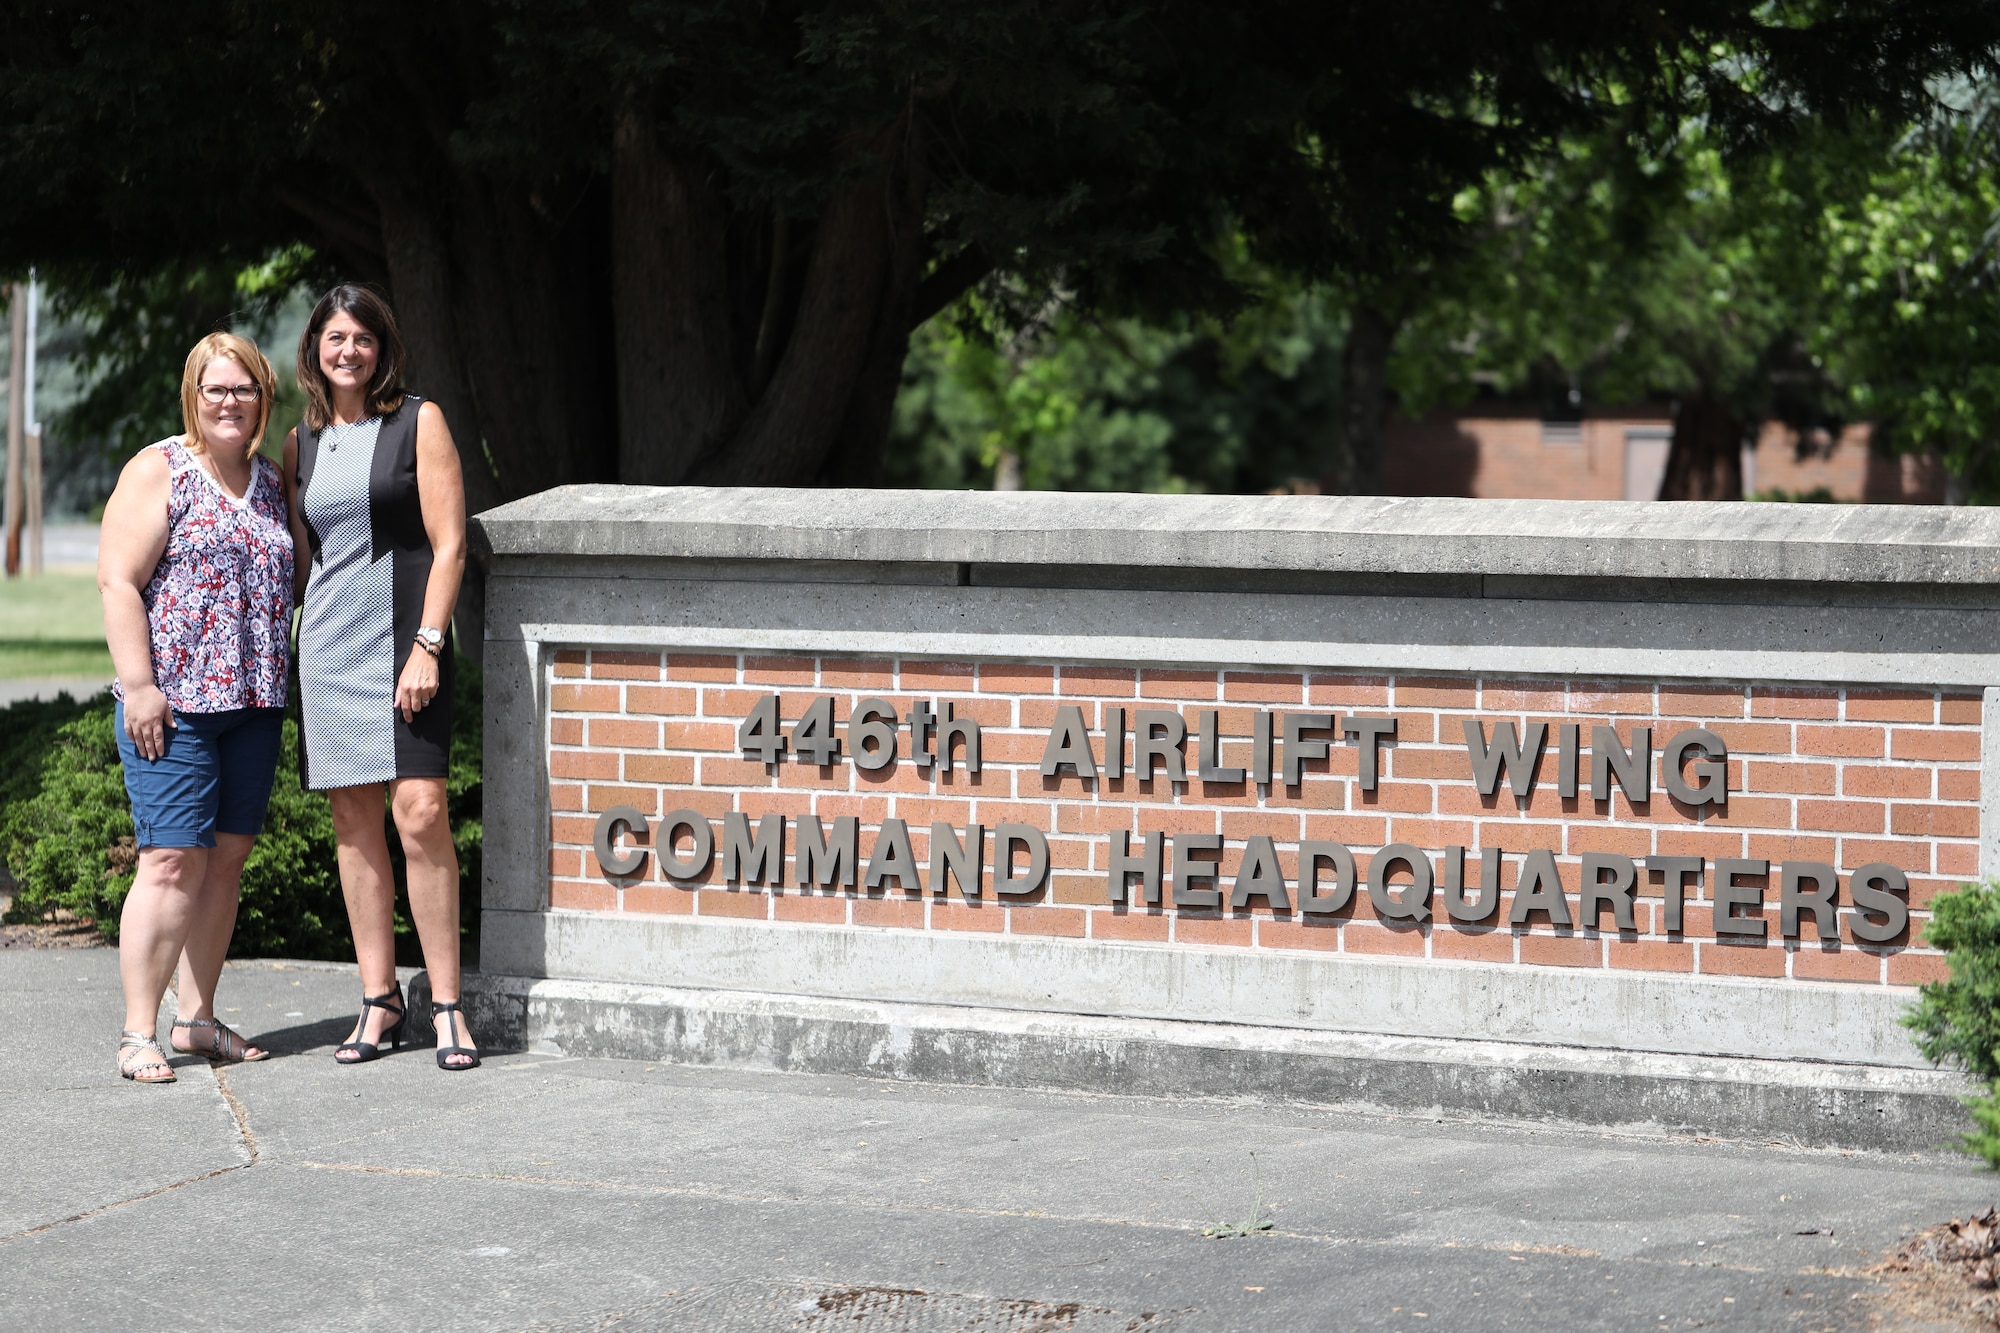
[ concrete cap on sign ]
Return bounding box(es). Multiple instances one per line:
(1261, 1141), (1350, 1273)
(470, 485), (2000, 585)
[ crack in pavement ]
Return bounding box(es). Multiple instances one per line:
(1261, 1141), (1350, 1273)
(0, 1064), (264, 1246)
(288, 1159), (1809, 1278)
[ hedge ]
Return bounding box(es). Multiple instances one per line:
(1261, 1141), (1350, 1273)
(0, 661), (482, 963)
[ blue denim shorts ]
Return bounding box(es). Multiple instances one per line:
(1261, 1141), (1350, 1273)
(116, 704), (285, 849)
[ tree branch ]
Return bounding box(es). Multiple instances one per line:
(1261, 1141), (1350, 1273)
(907, 245), (992, 332)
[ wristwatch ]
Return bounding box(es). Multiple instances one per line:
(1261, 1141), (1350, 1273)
(415, 625), (444, 657)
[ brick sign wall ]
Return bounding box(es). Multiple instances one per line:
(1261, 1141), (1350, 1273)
(545, 649), (1976, 990)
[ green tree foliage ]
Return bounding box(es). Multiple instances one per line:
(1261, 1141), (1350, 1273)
(1904, 881), (2000, 1167)
(1389, 123), (1841, 499)
(1815, 86), (2000, 500)
(886, 283), (1342, 494)
(6, 2), (1991, 500)
(44, 248), (325, 470)
(1907, 881), (2000, 1082)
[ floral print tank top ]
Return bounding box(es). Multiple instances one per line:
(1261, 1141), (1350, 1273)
(114, 437), (294, 712)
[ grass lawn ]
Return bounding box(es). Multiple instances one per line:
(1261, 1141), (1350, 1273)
(0, 571), (111, 681)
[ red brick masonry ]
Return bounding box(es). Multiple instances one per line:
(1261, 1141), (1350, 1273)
(546, 651), (1979, 989)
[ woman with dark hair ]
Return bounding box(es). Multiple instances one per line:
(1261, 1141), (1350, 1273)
(283, 284), (479, 1071)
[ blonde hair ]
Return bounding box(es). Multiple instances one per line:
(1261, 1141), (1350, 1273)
(179, 333), (278, 456)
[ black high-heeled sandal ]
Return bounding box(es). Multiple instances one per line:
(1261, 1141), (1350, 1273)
(334, 982), (407, 1064)
(430, 1000), (481, 1071)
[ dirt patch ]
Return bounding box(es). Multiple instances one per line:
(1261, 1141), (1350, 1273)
(0, 908), (104, 949)
(1868, 1207), (2000, 1329)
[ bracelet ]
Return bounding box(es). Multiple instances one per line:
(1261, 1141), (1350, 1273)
(414, 637), (440, 659)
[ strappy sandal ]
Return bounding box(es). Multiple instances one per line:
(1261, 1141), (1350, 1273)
(172, 1016), (269, 1064)
(430, 1000), (481, 1071)
(117, 1031), (176, 1084)
(334, 982), (407, 1065)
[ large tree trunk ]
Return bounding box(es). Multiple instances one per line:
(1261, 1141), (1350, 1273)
(693, 120), (925, 485)
(298, 106), (975, 509)
(611, 112), (747, 485)
(1658, 386), (1744, 500)
(1337, 302), (1394, 495)
(374, 188), (497, 664)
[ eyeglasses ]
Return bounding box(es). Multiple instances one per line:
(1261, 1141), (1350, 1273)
(199, 383), (263, 404)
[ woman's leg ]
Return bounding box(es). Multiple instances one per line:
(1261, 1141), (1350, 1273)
(390, 776), (475, 1064)
(169, 832), (262, 1058)
(119, 847), (210, 1038)
(328, 783), (402, 1046)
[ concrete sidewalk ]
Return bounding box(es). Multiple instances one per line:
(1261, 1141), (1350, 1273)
(1, 948), (1994, 1332)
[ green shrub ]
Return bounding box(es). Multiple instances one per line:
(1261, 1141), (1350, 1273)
(1904, 880), (2000, 1166)
(0, 697), (136, 930)
(0, 660), (483, 962)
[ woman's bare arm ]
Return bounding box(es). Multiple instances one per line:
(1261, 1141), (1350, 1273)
(97, 448), (174, 759)
(281, 428), (312, 601)
(394, 401), (467, 722)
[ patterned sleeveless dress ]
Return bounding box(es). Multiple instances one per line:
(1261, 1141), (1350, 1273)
(112, 437), (292, 711)
(295, 398), (453, 789)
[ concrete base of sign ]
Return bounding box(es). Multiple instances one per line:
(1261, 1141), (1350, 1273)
(481, 909), (1931, 1069)
(414, 968), (1974, 1154)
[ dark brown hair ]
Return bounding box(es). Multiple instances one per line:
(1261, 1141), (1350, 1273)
(296, 283), (406, 430)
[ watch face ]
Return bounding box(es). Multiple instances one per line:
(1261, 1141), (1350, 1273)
(418, 627), (444, 646)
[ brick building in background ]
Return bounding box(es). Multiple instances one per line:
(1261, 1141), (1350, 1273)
(1383, 409), (1946, 502)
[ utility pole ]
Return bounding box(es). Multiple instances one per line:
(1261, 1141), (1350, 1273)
(4, 283), (22, 578)
(23, 273), (39, 576)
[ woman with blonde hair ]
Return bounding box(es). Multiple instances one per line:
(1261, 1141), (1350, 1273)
(284, 284), (477, 1071)
(99, 332), (292, 1082)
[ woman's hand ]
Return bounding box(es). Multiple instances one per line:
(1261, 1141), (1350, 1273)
(123, 682), (176, 761)
(396, 644), (441, 723)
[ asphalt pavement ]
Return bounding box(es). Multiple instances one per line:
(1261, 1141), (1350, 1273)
(2, 947), (1993, 1332)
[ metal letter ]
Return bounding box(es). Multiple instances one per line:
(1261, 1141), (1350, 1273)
(1105, 706), (1126, 779)
(721, 811), (784, 885)
(1298, 840), (1356, 914)
(1107, 830), (1163, 906)
(1579, 852), (1637, 931)
(937, 701), (982, 775)
(1779, 861), (1839, 939)
(1644, 856), (1702, 934)
(1590, 724), (1651, 804)
(592, 805), (649, 880)
(1133, 709), (1188, 784)
(1662, 727), (1729, 806)
(1440, 845), (1502, 923)
(1230, 835), (1290, 910)
(1367, 843), (1433, 921)
(850, 697), (900, 772)
(1170, 832), (1223, 908)
(1281, 711), (1336, 786)
(930, 822), (985, 899)
(1196, 709), (1246, 783)
(738, 693), (786, 765)
(1252, 709), (1273, 785)
(656, 808), (715, 881)
(1713, 857), (1768, 938)
(1462, 719), (1547, 798)
(796, 815), (859, 888)
(790, 695), (841, 766)
(865, 817), (925, 893)
(1344, 716), (1397, 792)
(994, 824), (1049, 896)
(906, 699), (937, 770)
(1847, 862), (1910, 943)
(1038, 704), (1099, 780)
(1558, 722), (1579, 799)
(1508, 848), (1572, 927)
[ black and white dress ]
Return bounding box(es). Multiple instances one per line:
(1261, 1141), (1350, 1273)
(296, 397), (453, 790)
